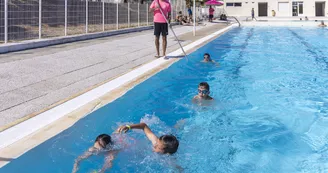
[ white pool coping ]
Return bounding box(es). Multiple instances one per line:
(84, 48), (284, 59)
(242, 21), (327, 27)
(0, 24), (238, 151)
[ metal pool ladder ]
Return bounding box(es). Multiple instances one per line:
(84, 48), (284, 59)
(228, 16), (241, 27)
(222, 8), (241, 27)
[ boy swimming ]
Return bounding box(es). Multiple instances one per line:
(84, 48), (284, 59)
(318, 21), (327, 27)
(72, 134), (118, 173)
(202, 53), (220, 67)
(202, 53), (214, 62)
(193, 82), (214, 102)
(116, 123), (179, 154)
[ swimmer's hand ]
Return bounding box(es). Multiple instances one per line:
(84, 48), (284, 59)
(116, 125), (130, 133)
(72, 148), (93, 173)
(116, 123), (158, 146)
(72, 162), (79, 173)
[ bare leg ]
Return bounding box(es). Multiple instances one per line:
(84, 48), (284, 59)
(162, 36), (167, 56)
(155, 36), (160, 57)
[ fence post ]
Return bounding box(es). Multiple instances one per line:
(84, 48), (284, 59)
(128, 2), (130, 28)
(175, 0), (178, 20)
(183, 1), (185, 16)
(86, 0), (88, 33)
(146, 3), (149, 26)
(116, 1), (119, 30)
(65, 0), (67, 36)
(102, 1), (105, 31)
(4, 0), (8, 43)
(138, 3), (140, 27)
(39, 0), (42, 39)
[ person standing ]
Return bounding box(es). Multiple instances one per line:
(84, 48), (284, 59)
(188, 7), (192, 18)
(150, 0), (171, 58)
(272, 10), (276, 17)
(209, 6), (215, 22)
(251, 8), (255, 20)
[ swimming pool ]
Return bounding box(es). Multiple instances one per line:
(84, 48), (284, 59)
(1, 26), (328, 173)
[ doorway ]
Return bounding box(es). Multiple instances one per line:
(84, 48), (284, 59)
(258, 2), (268, 16)
(292, 1), (304, 16)
(316, 2), (325, 16)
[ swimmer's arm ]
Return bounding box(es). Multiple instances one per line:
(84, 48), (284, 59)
(72, 148), (94, 173)
(168, 158), (184, 173)
(130, 123), (159, 145)
(99, 151), (118, 173)
(192, 96), (199, 103)
(174, 164), (184, 173)
(117, 123), (158, 145)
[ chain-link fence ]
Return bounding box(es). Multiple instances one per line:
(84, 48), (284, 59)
(0, 0), (4, 43)
(42, 0), (65, 38)
(0, 0), (186, 44)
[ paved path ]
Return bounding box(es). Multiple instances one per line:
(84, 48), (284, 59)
(0, 22), (228, 129)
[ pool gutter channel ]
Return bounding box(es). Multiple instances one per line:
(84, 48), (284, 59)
(0, 23), (238, 168)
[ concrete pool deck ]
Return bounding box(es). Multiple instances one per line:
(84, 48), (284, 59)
(0, 22), (236, 167)
(0, 22), (229, 130)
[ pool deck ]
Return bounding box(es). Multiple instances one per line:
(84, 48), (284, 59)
(0, 22), (229, 131)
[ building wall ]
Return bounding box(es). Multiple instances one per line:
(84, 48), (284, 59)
(223, 0), (328, 17)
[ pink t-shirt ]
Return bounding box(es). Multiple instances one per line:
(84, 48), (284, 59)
(209, 8), (214, 15)
(150, 0), (171, 23)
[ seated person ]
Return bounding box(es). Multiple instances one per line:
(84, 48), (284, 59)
(220, 14), (227, 21)
(319, 21), (327, 27)
(176, 11), (183, 22)
(72, 134), (118, 173)
(177, 16), (188, 25)
(192, 82), (214, 102)
(116, 123), (179, 154)
(178, 16), (205, 26)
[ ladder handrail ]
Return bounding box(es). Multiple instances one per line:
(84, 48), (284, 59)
(228, 16), (241, 27)
(222, 8), (241, 27)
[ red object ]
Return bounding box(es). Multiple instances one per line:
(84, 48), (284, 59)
(205, 0), (224, 6)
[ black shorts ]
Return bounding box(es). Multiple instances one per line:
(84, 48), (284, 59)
(209, 15), (213, 19)
(154, 22), (168, 36)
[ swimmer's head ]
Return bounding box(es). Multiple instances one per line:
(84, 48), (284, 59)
(322, 21), (325, 25)
(203, 53), (211, 62)
(153, 135), (179, 154)
(198, 82), (210, 97)
(94, 134), (112, 149)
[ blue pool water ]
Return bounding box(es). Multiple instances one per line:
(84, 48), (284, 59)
(2, 27), (328, 173)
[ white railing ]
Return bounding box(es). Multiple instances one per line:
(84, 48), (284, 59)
(0, 0), (186, 44)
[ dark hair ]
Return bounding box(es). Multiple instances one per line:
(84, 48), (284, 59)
(95, 134), (112, 149)
(199, 82), (210, 90)
(159, 135), (179, 154)
(204, 53), (210, 58)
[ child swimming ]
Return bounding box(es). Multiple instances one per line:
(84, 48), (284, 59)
(202, 53), (214, 62)
(116, 123), (179, 154)
(72, 134), (118, 173)
(193, 82), (214, 102)
(202, 53), (220, 67)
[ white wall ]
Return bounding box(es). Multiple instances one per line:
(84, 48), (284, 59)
(223, 0), (328, 17)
